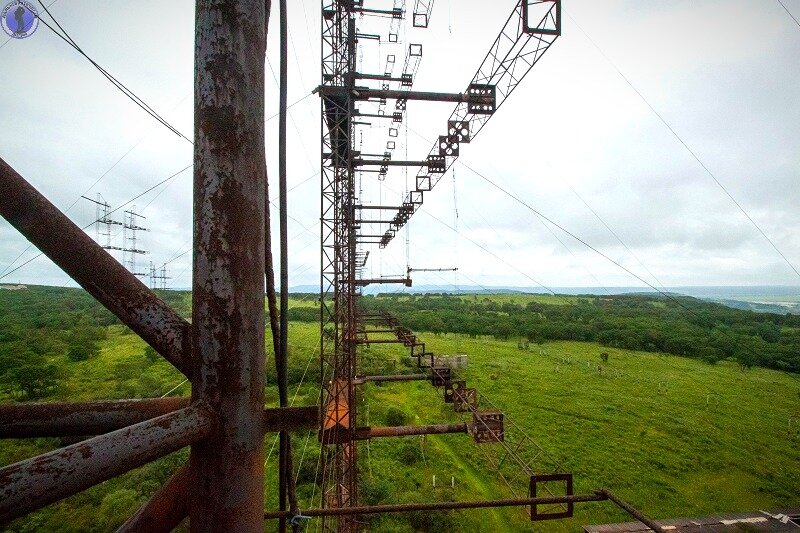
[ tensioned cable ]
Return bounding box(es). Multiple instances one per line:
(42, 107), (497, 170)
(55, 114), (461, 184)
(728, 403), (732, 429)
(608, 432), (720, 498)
(0, 164), (191, 281)
(566, 9), (800, 281)
(777, 0), (800, 29)
(35, 1), (191, 143)
(384, 177), (747, 394)
(0, 90), (189, 279)
(0, 93), (316, 281)
(403, 125), (614, 295)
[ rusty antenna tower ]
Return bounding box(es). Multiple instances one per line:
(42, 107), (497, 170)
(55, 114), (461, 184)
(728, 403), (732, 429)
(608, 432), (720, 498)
(0, 2), (668, 532)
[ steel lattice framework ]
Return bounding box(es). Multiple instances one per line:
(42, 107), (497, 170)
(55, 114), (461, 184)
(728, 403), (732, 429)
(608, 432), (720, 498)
(317, 1), (563, 530)
(0, 2), (668, 532)
(319, 2), (360, 531)
(379, 0), (561, 247)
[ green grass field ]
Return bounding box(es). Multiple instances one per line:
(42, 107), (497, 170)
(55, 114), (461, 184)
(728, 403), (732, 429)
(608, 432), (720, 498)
(262, 320), (800, 532)
(2, 292), (799, 531)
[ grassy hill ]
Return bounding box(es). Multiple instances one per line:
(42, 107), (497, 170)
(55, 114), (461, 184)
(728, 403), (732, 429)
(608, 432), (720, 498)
(0, 287), (798, 531)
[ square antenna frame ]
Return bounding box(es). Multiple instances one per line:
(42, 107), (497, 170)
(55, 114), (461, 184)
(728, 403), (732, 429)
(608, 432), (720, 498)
(522, 0), (561, 36)
(529, 474), (574, 521)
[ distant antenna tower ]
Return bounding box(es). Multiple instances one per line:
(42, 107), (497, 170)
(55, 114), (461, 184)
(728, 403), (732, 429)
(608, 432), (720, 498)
(122, 206), (148, 277)
(83, 194), (123, 252)
(148, 261), (170, 290)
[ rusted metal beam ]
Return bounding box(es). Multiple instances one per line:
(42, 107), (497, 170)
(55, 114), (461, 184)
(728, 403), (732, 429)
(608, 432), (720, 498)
(355, 339), (408, 344)
(0, 158), (193, 378)
(353, 277), (411, 286)
(189, 0), (267, 530)
(0, 402), (316, 439)
(354, 72), (405, 82)
(0, 404), (213, 525)
(355, 88), (495, 105)
(263, 492), (608, 519)
(118, 464), (192, 533)
(601, 489), (665, 533)
(317, 85), (495, 105)
(359, 374), (427, 383)
(263, 406), (318, 433)
(355, 204), (401, 210)
(354, 112), (396, 119)
(354, 159), (428, 167)
(0, 397), (189, 438)
(356, 423), (468, 439)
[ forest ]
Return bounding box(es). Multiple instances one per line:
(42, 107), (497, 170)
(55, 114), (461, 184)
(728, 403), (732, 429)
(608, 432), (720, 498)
(1, 286), (799, 532)
(288, 292), (800, 374)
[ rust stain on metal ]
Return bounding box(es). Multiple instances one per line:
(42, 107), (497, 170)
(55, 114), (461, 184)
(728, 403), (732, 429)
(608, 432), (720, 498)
(264, 492), (609, 519)
(356, 423), (468, 440)
(0, 397), (189, 438)
(189, 1), (268, 531)
(118, 463), (192, 533)
(0, 404), (212, 525)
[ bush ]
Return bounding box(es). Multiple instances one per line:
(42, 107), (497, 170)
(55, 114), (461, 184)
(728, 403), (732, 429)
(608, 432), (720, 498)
(360, 478), (392, 506)
(383, 407), (407, 427)
(67, 343), (93, 361)
(5, 360), (60, 399)
(395, 439), (419, 465)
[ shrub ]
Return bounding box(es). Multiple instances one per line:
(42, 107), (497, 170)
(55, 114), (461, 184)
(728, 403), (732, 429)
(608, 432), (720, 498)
(395, 439), (419, 466)
(383, 407), (408, 427)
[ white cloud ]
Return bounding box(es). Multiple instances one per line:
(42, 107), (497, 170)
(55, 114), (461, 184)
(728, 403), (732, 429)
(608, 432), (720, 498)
(1, 0), (798, 291)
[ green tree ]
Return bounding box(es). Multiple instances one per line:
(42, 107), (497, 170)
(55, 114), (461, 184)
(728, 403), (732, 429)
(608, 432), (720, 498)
(1, 351), (60, 399)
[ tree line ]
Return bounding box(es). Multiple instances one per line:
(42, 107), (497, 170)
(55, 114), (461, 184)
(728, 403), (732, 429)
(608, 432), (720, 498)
(293, 292), (800, 373)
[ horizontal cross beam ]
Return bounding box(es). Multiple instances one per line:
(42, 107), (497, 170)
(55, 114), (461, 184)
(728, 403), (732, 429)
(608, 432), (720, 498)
(0, 401), (317, 439)
(357, 374), (428, 383)
(263, 492), (608, 519)
(317, 85), (495, 105)
(354, 159), (428, 167)
(0, 403), (213, 525)
(0, 397), (189, 438)
(353, 277), (411, 286)
(355, 204), (403, 210)
(355, 423), (468, 439)
(355, 72), (406, 83)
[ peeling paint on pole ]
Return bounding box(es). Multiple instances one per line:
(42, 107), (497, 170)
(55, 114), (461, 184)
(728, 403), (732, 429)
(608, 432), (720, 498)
(189, 1), (267, 531)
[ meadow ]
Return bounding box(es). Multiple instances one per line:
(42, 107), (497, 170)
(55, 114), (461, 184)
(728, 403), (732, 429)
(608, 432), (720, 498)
(0, 287), (798, 531)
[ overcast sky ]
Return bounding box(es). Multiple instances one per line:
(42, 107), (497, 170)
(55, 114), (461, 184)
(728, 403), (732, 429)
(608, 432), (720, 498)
(1, 0), (799, 292)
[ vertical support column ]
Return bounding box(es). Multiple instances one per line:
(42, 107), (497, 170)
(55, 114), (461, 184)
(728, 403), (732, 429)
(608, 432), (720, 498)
(190, 1), (266, 531)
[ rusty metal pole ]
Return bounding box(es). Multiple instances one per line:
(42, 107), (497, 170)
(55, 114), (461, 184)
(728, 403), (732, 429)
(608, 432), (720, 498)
(601, 489), (666, 533)
(0, 397), (189, 438)
(356, 423), (468, 439)
(277, 1), (292, 531)
(189, 1), (267, 531)
(118, 464), (192, 533)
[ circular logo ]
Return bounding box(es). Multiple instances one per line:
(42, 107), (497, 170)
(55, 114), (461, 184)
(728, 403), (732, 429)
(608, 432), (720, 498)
(1, 1), (39, 39)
